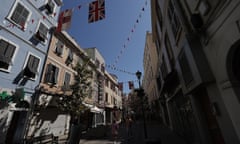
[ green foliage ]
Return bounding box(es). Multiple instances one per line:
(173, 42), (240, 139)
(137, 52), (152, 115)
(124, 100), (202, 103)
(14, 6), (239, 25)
(57, 58), (93, 116)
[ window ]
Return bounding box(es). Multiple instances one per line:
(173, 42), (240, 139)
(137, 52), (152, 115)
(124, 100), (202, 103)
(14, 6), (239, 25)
(105, 93), (108, 103)
(161, 56), (168, 79)
(23, 54), (40, 79)
(156, 1), (163, 29)
(95, 59), (100, 68)
(165, 34), (174, 67)
(46, 0), (55, 14)
(44, 63), (59, 84)
(156, 75), (162, 90)
(66, 49), (73, 65)
(55, 40), (64, 56)
(105, 79), (109, 87)
(0, 39), (16, 70)
(111, 83), (115, 91)
(168, 0), (182, 38)
(179, 50), (193, 86)
(101, 64), (105, 72)
(232, 46), (240, 81)
(35, 22), (48, 42)
(9, 2), (30, 29)
(62, 72), (71, 90)
(185, 0), (200, 13)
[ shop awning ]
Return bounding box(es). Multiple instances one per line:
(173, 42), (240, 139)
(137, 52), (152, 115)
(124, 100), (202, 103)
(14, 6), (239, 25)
(82, 102), (94, 108)
(82, 102), (104, 113)
(90, 106), (103, 113)
(9, 100), (30, 111)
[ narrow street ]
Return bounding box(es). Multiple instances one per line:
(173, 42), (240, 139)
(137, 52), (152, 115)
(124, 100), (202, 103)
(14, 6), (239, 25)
(79, 120), (186, 144)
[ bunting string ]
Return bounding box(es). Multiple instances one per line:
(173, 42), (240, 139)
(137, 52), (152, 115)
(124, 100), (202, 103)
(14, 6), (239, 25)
(118, 80), (138, 91)
(0, 0), (148, 82)
(111, 0), (148, 68)
(106, 64), (135, 75)
(0, 1), (92, 32)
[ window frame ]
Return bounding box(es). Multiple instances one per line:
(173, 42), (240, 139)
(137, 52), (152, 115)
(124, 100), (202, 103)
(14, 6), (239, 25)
(63, 71), (71, 90)
(55, 40), (64, 56)
(0, 36), (18, 72)
(35, 21), (49, 44)
(95, 59), (100, 68)
(22, 52), (41, 80)
(168, 0), (182, 39)
(161, 56), (168, 80)
(44, 63), (60, 85)
(7, 1), (32, 31)
(156, 1), (163, 30)
(45, 0), (56, 15)
(66, 49), (73, 65)
(178, 50), (193, 86)
(165, 33), (175, 67)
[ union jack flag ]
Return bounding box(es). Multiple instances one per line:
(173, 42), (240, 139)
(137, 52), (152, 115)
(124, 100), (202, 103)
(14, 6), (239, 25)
(88, 0), (105, 23)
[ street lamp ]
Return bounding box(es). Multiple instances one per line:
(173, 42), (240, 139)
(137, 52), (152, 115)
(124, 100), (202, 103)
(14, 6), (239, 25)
(135, 70), (147, 139)
(136, 70), (142, 88)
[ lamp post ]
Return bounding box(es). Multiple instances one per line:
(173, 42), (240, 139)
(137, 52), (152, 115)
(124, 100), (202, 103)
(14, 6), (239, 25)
(135, 70), (147, 139)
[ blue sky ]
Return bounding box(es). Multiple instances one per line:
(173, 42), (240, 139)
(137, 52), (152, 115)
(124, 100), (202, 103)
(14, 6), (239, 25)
(61, 0), (152, 93)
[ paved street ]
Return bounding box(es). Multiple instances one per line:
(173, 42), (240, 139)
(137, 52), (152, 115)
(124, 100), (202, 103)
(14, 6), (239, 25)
(79, 120), (187, 144)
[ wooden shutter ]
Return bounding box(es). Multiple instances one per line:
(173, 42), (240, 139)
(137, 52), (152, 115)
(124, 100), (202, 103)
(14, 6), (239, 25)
(24, 55), (39, 78)
(68, 50), (73, 61)
(36, 23), (48, 41)
(53, 67), (59, 84)
(32, 57), (40, 73)
(179, 51), (193, 86)
(45, 64), (53, 83)
(56, 41), (63, 55)
(0, 39), (16, 65)
(27, 55), (35, 73)
(64, 72), (71, 86)
(46, 0), (54, 14)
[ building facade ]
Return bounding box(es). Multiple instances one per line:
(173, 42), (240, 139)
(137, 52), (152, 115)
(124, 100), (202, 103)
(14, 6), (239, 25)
(84, 47), (106, 126)
(25, 30), (91, 141)
(142, 31), (161, 120)
(104, 71), (123, 124)
(0, 0), (62, 143)
(151, 0), (240, 143)
(84, 48), (123, 125)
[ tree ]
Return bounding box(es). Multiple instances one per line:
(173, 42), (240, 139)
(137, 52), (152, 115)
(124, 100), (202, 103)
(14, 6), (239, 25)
(57, 58), (93, 143)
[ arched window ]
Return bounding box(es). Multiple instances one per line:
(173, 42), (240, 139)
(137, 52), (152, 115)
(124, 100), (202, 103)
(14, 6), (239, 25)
(232, 47), (240, 81)
(227, 40), (240, 102)
(227, 40), (240, 81)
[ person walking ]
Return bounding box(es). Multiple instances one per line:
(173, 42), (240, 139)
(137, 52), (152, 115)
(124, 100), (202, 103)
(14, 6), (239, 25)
(111, 120), (119, 144)
(126, 115), (133, 138)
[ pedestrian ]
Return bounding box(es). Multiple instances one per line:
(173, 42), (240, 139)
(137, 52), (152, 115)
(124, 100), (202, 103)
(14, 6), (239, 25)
(111, 120), (119, 144)
(126, 115), (133, 138)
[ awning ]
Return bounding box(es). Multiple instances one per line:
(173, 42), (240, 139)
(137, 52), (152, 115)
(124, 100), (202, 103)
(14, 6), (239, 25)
(82, 102), (94, 108)
(82, 102), (104, 113)
(90, 106), (103, 113)
(9, 101), (30, 111)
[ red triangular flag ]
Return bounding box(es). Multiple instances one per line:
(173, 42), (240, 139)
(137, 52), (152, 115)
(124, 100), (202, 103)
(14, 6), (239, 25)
(118, 82), (123, 91)
(128, 81), (134, 90)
